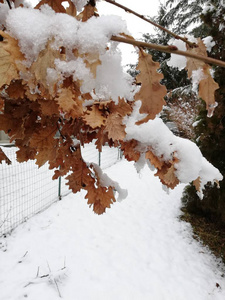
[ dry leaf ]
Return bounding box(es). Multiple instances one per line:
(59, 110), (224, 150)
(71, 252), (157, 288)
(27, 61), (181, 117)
(29, 41), (64, 93)
(135, 49), (166, 123)
(94, 127), (110, 152)
(0, 96), (4, 111)
(105, 113), (126, 141)
(84, 164), (116, 214)
(155, 164), (179, 189)
(83, 105), (106, 128)
(145, 150), (164, 170)
(35, 142), (58, 167)
(16, 146), (36, 163)
(38, 99), (59, 116)
(77, 4), (97, 22)
(0, 31), (24, 88)
(66, 1), (77, 17)
(186, 38), (207, 78)
(193, 176), (201, 192)
(120, 139), (140, 162)
(29, 124), (58, 150)
(108, 98), (132, 117)
(198, 65), (219, 114)
(6, 80), (25, 99)
(56, 88), (83, 119)
(35, 0), (66, 13)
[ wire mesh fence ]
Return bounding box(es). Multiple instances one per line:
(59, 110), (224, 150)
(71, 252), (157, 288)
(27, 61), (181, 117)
(0, 143), (122, 237)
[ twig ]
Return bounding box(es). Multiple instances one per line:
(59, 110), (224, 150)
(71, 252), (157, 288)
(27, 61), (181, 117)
(111, 36), (225, 68)
(6, 0), (12, 9)
(104, 0), (197, 48)
(54, 279), (62, 298)
(18, 251), (28, 263)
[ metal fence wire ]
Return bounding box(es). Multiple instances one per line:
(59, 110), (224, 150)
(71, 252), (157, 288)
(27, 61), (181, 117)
(0, 143), (122, 237)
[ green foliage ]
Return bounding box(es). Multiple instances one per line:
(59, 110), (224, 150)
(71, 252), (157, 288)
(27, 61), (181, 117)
(177, 0), (225, 225)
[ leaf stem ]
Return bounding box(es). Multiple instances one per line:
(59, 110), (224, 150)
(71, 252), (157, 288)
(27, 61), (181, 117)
(104, 0), (197, 48)
(111, 36), (225, 68)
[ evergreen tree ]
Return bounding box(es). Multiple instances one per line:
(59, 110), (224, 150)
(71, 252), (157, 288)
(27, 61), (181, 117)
(182, 1), (225, 225)
(165, 0), (225, 225)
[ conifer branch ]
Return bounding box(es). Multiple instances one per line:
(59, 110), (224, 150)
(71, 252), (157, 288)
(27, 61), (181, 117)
(104, 0), (197, 48)
(111, 36), (225, 68)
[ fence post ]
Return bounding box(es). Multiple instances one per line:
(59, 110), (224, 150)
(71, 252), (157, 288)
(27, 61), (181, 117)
(98, 151), (101, 166)
(58, 166), (62, 200)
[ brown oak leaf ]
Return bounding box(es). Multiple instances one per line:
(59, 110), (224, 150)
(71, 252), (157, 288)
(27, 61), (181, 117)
(94, 127), (110, 152)
(84, 165), (116, 214)
(66, 1), (77, 17)
(198, 64), (219, 114)
(134, 48), (167, 123)
(0, 113), (24, 140)
(108, 98), (132, 117)
(29, 41), (64, 94)
(120, 139), (140, 162)
(145, 150), (164, 170)
(66, 160), (89, 193)
(38, 99), (59, 116)
(35, 0), (66, 13)
(16, 146), (37, 163)
(29, 124), (58, 150)
(105, 113), (126, 141)
(0, 31), (23, 88)
(86, 185), (116, 214)
(186, 38), (207, 78)
(77, 4), (97, 22)
(6, 80), (25, 99)
(35, 140), (58, 167)
(155, 164), (179, 189)
(83, 105), (106, 128)
(56, 88), (83, 119)
(0, 97), (4, 111)
(193, 176), (201, 193)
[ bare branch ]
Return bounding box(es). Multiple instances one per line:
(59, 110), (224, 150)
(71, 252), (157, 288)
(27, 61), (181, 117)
(104, 0), (197, 48)
(111, 36), (225, 69)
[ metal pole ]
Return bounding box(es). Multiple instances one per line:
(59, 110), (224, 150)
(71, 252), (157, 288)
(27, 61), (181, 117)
(58, 166), (62, 200)
(98, 151), (101, 166)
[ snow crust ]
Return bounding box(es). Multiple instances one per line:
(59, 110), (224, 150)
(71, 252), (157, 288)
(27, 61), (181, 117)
(124, 102), (223, 193)
(167, 39), (187, 70)
(0, 3), (10, 30)
(5, 6), (133, 101)
(6, 6), (128, 61)
(92, 163), (128, 201)
(71, 0), (89, 11)
(203, 36), (216, 52)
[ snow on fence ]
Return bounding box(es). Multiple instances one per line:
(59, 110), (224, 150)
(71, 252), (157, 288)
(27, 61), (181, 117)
(0, 143), (122, 237)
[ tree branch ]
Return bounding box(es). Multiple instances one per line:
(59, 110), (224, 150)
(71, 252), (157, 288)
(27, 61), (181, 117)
(111, 36), (225, 68)
(104, 0), (197, 48)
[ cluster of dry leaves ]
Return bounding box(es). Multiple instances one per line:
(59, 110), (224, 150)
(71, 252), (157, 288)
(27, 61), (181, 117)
(0, 0), (220, 213)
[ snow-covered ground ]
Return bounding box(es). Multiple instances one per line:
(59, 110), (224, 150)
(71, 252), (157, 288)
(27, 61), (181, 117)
(0, 161), (225, 300)
(1, 159), (225, 299)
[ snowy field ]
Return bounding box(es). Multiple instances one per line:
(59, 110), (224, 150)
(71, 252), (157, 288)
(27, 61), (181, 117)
(1, 159), (225, 300)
